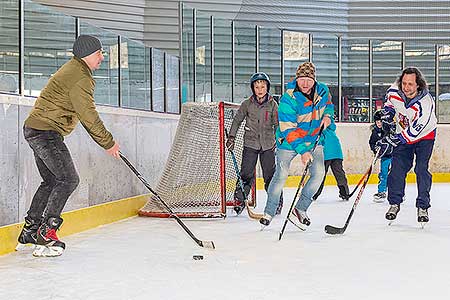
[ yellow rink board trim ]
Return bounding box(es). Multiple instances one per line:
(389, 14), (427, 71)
(0, 194), (149, 256)
(256, 172), (450, 189)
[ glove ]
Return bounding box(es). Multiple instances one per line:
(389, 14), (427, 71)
(381, 109), (396, 135)
(375, 134), (402, 158)
(226, 137), (235, 151)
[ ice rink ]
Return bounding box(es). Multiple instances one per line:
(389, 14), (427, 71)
(1, 183), (450, 300)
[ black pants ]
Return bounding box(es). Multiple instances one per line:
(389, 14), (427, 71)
(234, 146), (276, 201)
(313, 158), (349, 200)
(23, 126), (80, 222)
(387, 139), (434, 209)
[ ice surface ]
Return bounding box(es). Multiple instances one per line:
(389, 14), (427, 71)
(1, 183), (450, 300)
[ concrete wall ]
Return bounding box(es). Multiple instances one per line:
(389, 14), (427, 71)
(0, 94), (179, 226)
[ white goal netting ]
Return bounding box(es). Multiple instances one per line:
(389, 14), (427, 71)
(139, 102), (255, 218)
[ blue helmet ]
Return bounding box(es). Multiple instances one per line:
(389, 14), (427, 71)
(374, 109), (383, 121)
(250, 72), (270, 94)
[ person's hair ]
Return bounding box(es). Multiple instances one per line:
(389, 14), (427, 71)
(395, 67), (428, 91)
(254, 79), (267, 86)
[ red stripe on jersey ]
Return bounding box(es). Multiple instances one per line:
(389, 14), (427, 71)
(390, 95), (403, 102)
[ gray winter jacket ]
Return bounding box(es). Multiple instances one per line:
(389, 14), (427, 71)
(229, 95), (278, 151)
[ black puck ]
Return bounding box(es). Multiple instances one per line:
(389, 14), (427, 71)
(193, 255), (204, 260)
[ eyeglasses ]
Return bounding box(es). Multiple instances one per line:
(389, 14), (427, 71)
(96, 49), (106, 56)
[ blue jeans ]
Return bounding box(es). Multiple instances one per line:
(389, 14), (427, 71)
(378, 157), (392, 193)
(264, 146), (325, 217)
(387, 140), (434, 209)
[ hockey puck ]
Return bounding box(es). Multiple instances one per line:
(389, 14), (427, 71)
(193, 255), (204, 260)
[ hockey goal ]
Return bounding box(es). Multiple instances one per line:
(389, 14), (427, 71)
(139, 101), (256, 218)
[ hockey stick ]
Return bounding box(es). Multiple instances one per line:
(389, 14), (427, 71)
(346, 164), (373, 198)
(324, 151), (380, 235)
(278, 126), (324, 241)
(227, 147), (264, 220)
(119, 152), (215, 249)
(225, 129), (263, 219)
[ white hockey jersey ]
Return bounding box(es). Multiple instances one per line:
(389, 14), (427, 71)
(384, 84), (437, 144)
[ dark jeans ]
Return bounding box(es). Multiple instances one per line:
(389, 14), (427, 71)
(234, 146), (276, 201)
(387, 139), (434, 209)
(23, 126), (80, 222)
(313, 158), (349, 200)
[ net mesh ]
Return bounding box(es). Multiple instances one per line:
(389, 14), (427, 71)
(139, 102), (254, 218)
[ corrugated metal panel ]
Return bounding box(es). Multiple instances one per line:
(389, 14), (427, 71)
(349, 0), (450, 43)
(34, 0), (348, 55)
(33, 0), (450, 55)
(144, 0), (349, 55)
(34, 0), (146, 40)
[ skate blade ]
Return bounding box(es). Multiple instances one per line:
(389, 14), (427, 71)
(373, 198), (385, 203)
(419, 222), (427, 229)
(15, 243), (36, 251)
(288, 219), (306, 231)
(260, 224), (269, 231)
(387, 220), (395, 226)
(32, 245), (64, 257)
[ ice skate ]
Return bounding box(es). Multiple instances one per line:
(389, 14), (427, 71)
(259, 214), (272, 230)
(373, 192), (386, 203)
(33, 217), (66, 257)
(386, 204), (400, 225)
(338, 186), (350, 201)
(16, 216), (40, 251)
(339, 193), (350, 201)
(233, 199), (245, 215)
(288, 208), (310, 231)
(417, 208), (429, 228)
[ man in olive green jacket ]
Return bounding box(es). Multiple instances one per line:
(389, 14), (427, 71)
(18, 35), (120, 257)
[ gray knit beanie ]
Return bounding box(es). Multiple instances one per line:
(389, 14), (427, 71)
(73, 35), (102, 58)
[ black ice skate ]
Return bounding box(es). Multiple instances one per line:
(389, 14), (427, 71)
(33, 217), (66, 257)
(417, 208), (429, 228)
(339, 193), (350, 201)
(338, 186), (350, 201)
(259, 214), (272, 230)
(288, 208), (309, 231)
(16, 216), (40, 251)
(233, 200), (245, 215)
(386, 204), (400, 224)
(373, 192), (386, 203)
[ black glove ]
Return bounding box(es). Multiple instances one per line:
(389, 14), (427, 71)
(375, 134), (402, 157)
(381, 109), (396, 135)
(226, 137), (235, 151)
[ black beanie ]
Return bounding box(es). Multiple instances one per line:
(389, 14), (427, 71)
(73, 35), (102, 58)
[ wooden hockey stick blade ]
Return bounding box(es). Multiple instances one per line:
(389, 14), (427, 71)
(246, 201), (263, 219)
(199, 240), (216, 249)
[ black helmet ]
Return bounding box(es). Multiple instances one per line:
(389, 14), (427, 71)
(374, 109), (383, 121)
(250, 72), (270, 94)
